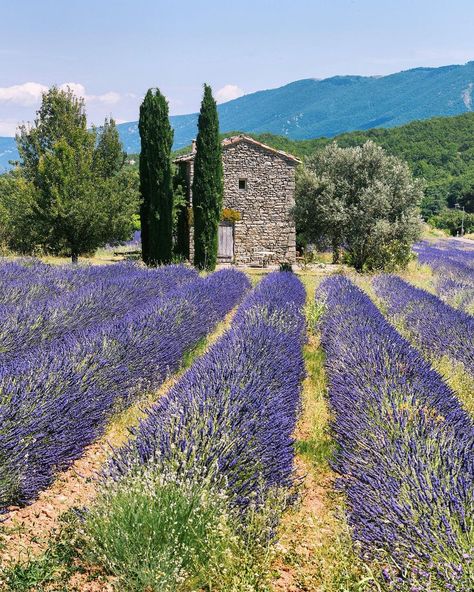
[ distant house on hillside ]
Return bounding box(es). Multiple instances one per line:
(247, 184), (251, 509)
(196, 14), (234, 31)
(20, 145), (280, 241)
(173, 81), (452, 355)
(174, 135), (300, 265)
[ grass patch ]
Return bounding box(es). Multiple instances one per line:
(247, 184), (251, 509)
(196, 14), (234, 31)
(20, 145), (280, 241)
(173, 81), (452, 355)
(294, 342), (335, 470)
(82, 471), (237, 591)
(430, 356), (474, 415)
(81, 470), (284, 592)
(397, 260), (436, 293)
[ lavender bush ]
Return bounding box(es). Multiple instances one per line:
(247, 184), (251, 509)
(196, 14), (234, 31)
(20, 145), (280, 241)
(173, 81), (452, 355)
(108, 271), (306, 510)
(317, 275), (474, 591)
(0, 268), (249, 510)
(0, 263), (198, 359)
(0, 258), (150, 305)
(373, 274), (473, 375)
(414, 240), (474, 312)
(84, 272), (306, 591)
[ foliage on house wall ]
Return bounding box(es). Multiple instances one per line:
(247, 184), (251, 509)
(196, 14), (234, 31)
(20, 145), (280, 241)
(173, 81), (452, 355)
(221, 208), (241, 223)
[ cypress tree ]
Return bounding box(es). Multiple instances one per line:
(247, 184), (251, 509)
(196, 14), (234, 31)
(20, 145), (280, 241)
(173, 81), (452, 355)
(138, 89), (174, 266)
(192, 84), (223, 270)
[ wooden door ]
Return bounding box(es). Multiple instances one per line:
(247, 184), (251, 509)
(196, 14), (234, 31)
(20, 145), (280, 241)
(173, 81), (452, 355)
(218, 223), (234, 260)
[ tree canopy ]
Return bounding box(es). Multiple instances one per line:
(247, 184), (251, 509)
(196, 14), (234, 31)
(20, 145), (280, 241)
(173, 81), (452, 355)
(93, 118), (126, 178)
(429, 208), (474, 236)
(138, 89), (174, 266)
(1, 86), (139, 262)
(294, 141), (423, 271)
(192, 84), (223, 271)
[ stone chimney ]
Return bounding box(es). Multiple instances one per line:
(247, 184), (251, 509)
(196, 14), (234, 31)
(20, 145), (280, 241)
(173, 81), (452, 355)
(191, 139), (197, 153)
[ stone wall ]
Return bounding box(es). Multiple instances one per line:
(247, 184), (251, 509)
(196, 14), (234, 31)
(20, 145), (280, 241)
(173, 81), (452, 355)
(223, 141), (296, 264)
(187, 139), (297, 265)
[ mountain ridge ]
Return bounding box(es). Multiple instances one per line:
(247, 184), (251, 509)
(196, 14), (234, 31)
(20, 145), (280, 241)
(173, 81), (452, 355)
(1, 60), (474, 171)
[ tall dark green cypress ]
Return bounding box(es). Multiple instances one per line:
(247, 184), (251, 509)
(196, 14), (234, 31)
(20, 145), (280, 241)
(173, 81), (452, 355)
(192, 84), (223, 270)
(138, 89), (174, 266)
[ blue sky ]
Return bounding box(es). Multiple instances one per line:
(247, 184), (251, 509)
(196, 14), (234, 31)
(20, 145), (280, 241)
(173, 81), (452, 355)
(0, 0), (473, 135)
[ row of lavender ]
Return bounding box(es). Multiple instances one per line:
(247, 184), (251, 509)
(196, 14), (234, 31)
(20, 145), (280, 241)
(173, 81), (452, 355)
(0, 262), (200, 360)
(107, 271), (306, 514)
(317, 276), (473, 591)
(414, 240), (474, 313)
(0, 268), (249, 510)
(0, 258), (153, 304)
(373, 274), (473, 377)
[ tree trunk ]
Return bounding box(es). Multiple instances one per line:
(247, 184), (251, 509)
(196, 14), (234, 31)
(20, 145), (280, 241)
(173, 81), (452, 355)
(332, 238), (340, 264)
(71, 252), (78, 264)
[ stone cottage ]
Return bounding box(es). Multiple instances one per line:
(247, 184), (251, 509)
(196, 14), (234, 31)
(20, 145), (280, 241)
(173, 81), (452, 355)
(174, 135), (300, 265)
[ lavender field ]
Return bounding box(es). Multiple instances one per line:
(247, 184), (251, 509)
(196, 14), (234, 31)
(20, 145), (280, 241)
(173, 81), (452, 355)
(0, 246), (473, 591)
(414, 240), (474, 313)
(0, 261), (250, 509)
(318, 275), (473, 591)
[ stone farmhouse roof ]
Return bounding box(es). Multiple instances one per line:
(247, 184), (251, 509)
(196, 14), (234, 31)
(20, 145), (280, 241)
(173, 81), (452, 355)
(174, 134), (301, 165)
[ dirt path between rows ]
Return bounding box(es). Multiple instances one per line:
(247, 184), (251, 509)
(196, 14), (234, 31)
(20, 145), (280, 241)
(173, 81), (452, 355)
(271, 279), (365, 591)
(271, 331), (339, 592)
(0, 309), (236, 569)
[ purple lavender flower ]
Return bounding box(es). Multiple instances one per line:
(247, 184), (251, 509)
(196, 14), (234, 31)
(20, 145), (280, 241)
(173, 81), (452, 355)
(107, 272), (306, 514)
(0, 267), (250, 510)
(317, 275), (474, 591)
(373, 274), (473, 374)
(414, 240), (474, 312)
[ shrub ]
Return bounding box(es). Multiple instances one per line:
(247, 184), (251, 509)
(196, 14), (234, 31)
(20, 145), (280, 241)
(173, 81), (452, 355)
(429, 208), (474, 236)
(294, 141), (423, 271)
(221, 207), (241, 223)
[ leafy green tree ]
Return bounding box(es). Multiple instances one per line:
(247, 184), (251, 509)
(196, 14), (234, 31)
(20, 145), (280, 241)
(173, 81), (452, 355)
(16, 86), (87, 188)
(138, 89), (174, 266)
(192, 84), (223, 270)
(294, 141), (423, 271)
(447, 176), (474, 213)
(0, 170), (38, 253)
(429, 208), (474, 236)
(93, 118), (126, 178)
(5, 86), (139, 262)
(421, 185), (450, 219)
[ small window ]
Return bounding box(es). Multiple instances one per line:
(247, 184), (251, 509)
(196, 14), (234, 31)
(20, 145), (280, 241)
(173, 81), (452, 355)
(238, 178), (247, 191)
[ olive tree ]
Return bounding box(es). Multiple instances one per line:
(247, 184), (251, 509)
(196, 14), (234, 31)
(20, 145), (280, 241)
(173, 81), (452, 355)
(294, 141), (423, 271)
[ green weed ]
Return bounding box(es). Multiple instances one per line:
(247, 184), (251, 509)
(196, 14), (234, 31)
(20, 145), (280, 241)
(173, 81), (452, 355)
(81, 469), (284, 591)
(0, 513), (82, 591)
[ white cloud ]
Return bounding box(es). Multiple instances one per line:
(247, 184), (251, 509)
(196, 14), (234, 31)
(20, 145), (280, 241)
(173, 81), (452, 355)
(59, 82), (87, 98)
(92, 91), (121, 104)
(0, 81), (121, 108)
(0, 120), (20, 136)
(59, 83), (120, 105)
(0, 82), (48, 106)
(215, 84), (244, 104)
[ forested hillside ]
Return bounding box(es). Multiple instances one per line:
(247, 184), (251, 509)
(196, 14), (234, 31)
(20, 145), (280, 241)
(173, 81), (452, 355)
(208, 113), (474, 218)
